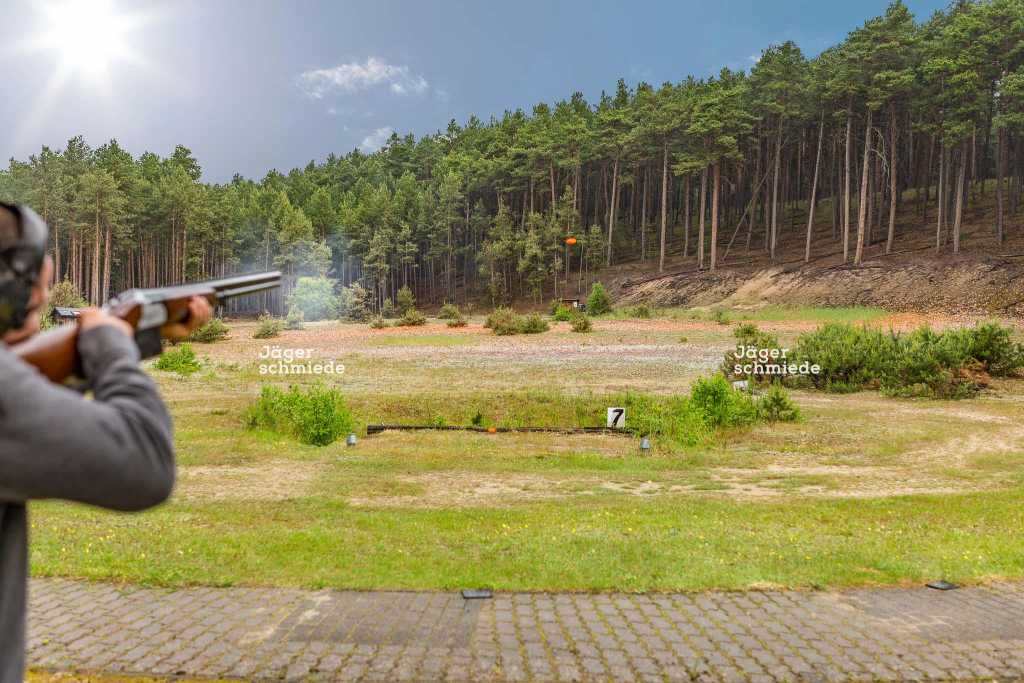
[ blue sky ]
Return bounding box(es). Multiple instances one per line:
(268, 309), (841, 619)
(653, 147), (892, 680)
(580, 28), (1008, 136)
(3, 0), (950, 183)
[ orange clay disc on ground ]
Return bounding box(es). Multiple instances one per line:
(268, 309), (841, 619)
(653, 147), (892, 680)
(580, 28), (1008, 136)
(565, 237), (577, 245)
(487, 426), (497, 433)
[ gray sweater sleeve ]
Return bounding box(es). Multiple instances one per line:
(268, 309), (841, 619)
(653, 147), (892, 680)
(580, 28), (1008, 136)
(0, 326), (175, 511)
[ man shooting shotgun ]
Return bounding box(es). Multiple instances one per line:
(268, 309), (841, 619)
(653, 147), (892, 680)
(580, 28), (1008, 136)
(0, 202), (277, 680)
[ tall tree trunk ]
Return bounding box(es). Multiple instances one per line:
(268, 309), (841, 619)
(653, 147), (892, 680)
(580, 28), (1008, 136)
(886, 106), (899, 254)
(640, 167), (648, 263)
(683, 175), (691, 258)
(102, 223), (112, 303)
(936, 141), (945, 254)
(805, 115), (824, 262)
(770, 118), (783, 260)
(91, 197), (101, 304)
(710, 162), (721, 271)
(606, 157), (619, 267)
(698, 166), (708, 269)
(659, 141), (669, 272)
(855, 109), (873, 265)
(996, 126), (1006, 244)
(843, 107), (852, 262)
(953, 140), (967, 255)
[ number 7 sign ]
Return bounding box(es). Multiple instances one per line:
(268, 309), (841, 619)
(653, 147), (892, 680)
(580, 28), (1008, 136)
(607, 407), (625, 429)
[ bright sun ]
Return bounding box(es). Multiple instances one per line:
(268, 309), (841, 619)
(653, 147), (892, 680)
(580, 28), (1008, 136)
(38, 0), (131, 78)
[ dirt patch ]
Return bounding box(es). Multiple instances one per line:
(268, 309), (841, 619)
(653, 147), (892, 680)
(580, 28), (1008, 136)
(616, 256), (1024, 318)
(344, 466), (975, 508)
(175, 460), (325, 501)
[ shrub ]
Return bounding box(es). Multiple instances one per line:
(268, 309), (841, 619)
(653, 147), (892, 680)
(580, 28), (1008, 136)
(447, 316), (467, 328)
(629, 304), (652, 319)
(438, 302), (461, 320)
(396, 286), (415, 315)
(570, 312), (592, 333)
(487, 307), (522, 335)
(789, 321), (1024, 398)
(188, 317), (230, 343)
(963, 321), (1024, 376)
(154, 343), (201, 376)
(287, 276), (338, 321)
(757, 383), (801, 422)
(380, 298), (396, 318)
(284, 306), (305, 331)
(586, 282), (612, 315)
(721, 323), (785, 385)
(398, 308), (427, 326)
(553, 305), (573, 322)
(338, 283), (371, 321)
(548, 299), (562, 315)
(690, 375), (759, 427)
(520, 313), (550, 334)
(369, 315), (389, 329)
(245, 384), (354, 446)
(40, 279), (88, 330)
(252, 313), (284, 339)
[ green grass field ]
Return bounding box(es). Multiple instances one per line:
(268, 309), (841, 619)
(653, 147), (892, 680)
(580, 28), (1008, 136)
(29, 307), (1024, 591)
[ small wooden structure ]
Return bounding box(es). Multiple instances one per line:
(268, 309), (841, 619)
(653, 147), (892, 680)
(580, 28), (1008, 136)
(51, 307), (81, 324)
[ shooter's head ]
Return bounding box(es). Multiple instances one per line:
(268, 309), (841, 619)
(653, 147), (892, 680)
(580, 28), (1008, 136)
(0, 204), (53, 344)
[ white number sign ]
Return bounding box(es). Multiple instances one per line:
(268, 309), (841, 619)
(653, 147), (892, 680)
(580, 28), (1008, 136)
(607, 407), (625, 429)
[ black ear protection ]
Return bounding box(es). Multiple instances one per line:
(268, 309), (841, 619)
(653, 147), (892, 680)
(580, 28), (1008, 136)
(0, 203), (49, 335)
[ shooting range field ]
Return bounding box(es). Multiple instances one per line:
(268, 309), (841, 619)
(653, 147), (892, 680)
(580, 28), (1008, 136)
(29, 307), (1024, 592)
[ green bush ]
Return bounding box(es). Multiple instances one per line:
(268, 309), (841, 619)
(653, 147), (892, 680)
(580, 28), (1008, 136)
(487, 307), (522, 335)
(520, 313), (550, 334)
(690, 375), (759, 427)
(245, 384), (354, 446)
(757, 383), (801, 422)
(962, 321), (1024, 376)
(398, 308), (427, 326)
(721, 323), (785, 385)
(284, 306), (305, 331)
(629, 304), (652, 319)
(622, 378), (798, 447)
(789, 321), (1024, 398)
(40, 279), (88, 330)
(188, 317), (230, 343)
(548, 299), (562, 315)
(447, 316), (467, 328)
(380, 298), (396, 318)
(369, 315), (389, 329)
(252, 313), (284, 339)
(153, 343), (201, 376)
(438, 303), (461, 320)
(396, 286), (415, 315)
(553, 305), (573, 322)
(570, 312), (592, 333)
(339, 283), (371, 321)
(586, 282), (612, 315)
(288, 276), (338, 321)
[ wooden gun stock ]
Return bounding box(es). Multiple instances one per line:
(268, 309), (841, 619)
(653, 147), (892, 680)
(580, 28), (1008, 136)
(12, 324), (82, 383)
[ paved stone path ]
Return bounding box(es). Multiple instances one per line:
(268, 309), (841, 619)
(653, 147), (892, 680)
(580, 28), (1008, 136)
(27, 578), (1024, 681)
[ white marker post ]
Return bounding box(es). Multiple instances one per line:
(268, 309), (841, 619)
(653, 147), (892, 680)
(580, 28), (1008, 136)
(607, 407), (625, 429)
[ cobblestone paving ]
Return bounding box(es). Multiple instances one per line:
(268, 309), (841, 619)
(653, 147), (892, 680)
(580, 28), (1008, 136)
(27, 578), (1024, 681)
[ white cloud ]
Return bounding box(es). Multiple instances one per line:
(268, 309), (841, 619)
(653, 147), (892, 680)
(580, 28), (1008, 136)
(359, 126), (394, 153)
(298, 57), (429, 99)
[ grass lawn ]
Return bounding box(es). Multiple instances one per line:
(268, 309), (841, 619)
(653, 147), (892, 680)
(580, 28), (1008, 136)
(28, 308), (1024, 591)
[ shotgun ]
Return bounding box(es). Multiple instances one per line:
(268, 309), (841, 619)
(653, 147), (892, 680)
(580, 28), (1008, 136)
(12, 271), (282, 383)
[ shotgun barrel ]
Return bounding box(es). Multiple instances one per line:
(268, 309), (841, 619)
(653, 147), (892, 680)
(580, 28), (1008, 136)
(12, 270), (282, 383)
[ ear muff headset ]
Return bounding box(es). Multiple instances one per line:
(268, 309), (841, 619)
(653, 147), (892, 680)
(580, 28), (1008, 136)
(0, 203), (49, 335)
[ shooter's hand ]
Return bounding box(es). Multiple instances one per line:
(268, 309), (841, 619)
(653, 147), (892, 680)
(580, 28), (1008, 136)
(160, 296), (214, 340)
(79, 307), (134, 338)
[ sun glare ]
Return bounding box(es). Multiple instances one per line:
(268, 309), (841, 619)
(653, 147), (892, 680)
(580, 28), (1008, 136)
(38, 0), (131, 79)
